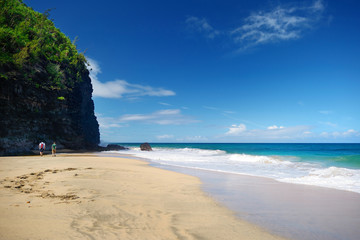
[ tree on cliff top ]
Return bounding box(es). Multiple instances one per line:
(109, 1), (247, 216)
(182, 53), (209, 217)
(0, 0), (88, 90)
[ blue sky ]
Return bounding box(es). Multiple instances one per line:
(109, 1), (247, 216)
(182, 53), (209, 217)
(24, 0), (360, 143)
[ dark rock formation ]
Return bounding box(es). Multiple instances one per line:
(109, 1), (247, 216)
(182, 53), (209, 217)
(104, 144), (127, 151)
(97, 144), (128, 151)
(140, 142), (152, 151)
(0, 69), (100, 155)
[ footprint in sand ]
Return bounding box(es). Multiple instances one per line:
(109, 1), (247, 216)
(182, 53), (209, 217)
(1, 167), (94, 204)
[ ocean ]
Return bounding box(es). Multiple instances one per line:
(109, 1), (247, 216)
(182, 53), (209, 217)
(114, 143), (360, 194)
(107, 143), (360, 240)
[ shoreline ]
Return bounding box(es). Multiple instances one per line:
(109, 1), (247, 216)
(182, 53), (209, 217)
(91, 151), (360, 240)
(0, 153), (286, 240)
(152, 162), (360, 240)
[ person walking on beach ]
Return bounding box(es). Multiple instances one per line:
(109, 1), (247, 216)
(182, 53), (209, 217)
(52, 142), (56, 157)
(39, 142), (45, 156)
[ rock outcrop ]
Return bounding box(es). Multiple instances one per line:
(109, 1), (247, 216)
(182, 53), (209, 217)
(0, 67), (100, 155)
(98, 144), (128, 151)
(140, 143), (152, 151)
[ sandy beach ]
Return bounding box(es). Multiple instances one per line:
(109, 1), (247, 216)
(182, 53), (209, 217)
(163, 165), (360, 240)
(0, 153), (286, 240)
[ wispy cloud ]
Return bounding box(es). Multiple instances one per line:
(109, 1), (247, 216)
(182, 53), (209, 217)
(231, 0), (324, 50)
(177, 136), (209, 142)
(320, 129), (360, 138)
(157, 134), (175, 140)
(203, 106), (238, 116)
(223, 111), (236, 114)
(119, 109), (199, 125)
(87, 58), (175, 99)
(159, 102), (172, 106)
(319, 110), (333, 115)
(224, 123), (311, 140)
(203, 106), (219, 110)
(223, 123), (360, 142)
(185, 16), (220, 39)
(186, 0), (325, 51)
(319, 121), (337, 128)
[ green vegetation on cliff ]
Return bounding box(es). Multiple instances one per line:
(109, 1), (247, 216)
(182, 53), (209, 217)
(0, 0), (87, 90)
(0, 0), (100, 154)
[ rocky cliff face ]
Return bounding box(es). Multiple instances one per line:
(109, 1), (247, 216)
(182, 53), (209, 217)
(0, 64), (100, 155)
(0, 0), (100, 155)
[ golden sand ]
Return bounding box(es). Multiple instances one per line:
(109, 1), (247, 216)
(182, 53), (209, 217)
(0, 154), (286, 240)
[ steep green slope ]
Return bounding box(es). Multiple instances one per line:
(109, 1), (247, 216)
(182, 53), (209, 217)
(0, 0), (100, 155)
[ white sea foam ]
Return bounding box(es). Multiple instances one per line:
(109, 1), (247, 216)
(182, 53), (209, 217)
(280, 167), (360, 192)
(118, 147), (360, 193)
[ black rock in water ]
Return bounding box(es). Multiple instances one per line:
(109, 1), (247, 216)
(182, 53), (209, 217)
(140, 143), (152, 151)
(105, 144), (128, 151)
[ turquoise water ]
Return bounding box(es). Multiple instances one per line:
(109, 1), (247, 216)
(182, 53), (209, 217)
(114, 143), (360, 193)
(111, 143), (360, 240)
(119, 143), (360, 168)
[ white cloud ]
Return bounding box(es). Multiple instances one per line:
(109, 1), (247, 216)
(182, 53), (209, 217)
(344, 129), (357, 135)
(87, 58), (175, 99)
(312, 0), (325, 12)
(96, 114), (124, 129)
(157, 109), (180, 115)
(87, 57), (101, 75)
(226, 124), (247, 136)
(320, 132), (329, 137)
(186, 16), (220, 39)
(119, 109), (198, 125)
(267, 125), (285, 130)
(119, 114), (152, 122)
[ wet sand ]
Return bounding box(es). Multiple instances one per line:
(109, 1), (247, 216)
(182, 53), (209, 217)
(156, 164), (360, 240)
(0, 154), (286, 240)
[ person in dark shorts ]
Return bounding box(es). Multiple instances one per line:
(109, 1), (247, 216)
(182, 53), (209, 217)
(39, 142), (45, 156)
(52, 142), (56, 157)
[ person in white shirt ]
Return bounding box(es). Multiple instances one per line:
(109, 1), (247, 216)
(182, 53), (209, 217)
(39, 142), (45, 156)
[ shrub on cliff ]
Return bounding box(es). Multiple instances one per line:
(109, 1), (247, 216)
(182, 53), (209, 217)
(0, 0), (87, 90)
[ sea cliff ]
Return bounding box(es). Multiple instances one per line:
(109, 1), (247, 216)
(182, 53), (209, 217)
(0, 0), (100, 155)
